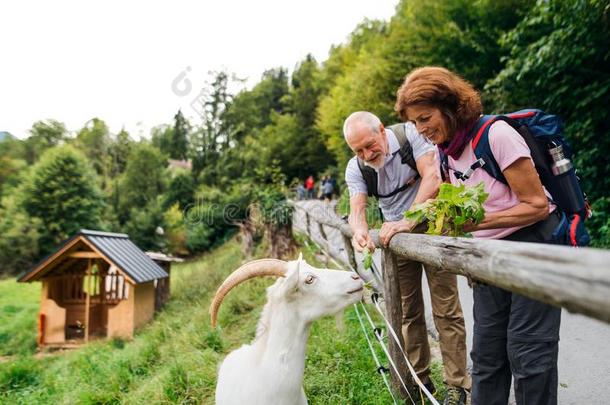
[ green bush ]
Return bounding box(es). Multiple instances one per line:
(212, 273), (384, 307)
(124, 198), (166, 252)
(163, 204), (189, 256)
(185, 182), (252, 253)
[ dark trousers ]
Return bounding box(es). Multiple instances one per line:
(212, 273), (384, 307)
(471, 211), (563, 405)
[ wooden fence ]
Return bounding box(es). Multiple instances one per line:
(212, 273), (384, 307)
(290, 200), (610, 396)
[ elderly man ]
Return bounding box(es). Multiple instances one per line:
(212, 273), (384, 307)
(343, 111), (470, 405)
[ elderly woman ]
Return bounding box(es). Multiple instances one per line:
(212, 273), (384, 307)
(395, 67), (562, 405)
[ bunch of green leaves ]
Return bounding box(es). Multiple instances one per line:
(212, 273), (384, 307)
(404, 182), (489, 237)
(362, 247), (373, 270)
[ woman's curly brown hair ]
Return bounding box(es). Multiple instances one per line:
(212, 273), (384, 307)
(395, 67), (482, 137)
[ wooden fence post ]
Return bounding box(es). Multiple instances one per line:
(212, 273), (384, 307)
(305, 212), (311, 238)
(317, 223), (330, 265)
(381, 249), (412, 398)
(343, 235), (358, 272)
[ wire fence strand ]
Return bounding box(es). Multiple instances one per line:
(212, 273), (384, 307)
(372, 294), (439, 405)
(353, 303), (400, 405)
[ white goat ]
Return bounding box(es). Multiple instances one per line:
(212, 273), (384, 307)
(210, 255), (364, 405)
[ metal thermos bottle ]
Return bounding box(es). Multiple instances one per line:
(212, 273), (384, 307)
(547, 143), (586, 215)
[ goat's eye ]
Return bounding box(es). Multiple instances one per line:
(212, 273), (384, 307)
(305, 275), (315, 285)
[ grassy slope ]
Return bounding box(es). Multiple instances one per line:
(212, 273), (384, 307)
(0, 278), (39, 356)
(0, 237), (443, 404)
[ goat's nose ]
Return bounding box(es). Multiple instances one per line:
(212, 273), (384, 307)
(351, 274), (360, 280)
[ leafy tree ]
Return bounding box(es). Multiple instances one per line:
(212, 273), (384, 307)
(1, 135), (28, 205)
(23, 119), (68, 164)
(21, 146), (104, 255)
(151, 124), (174, 157)
(0, 155), (27, 199)
(214, 68), (289, 184)
(254, 112), (332, 183)
(316, 19), (392, 166)
(163, 203), (188, 256)
(318, 19), (388, 91)
(0, 134), (23, 159)
(484, 0), (610, 245)
(74, 118), (110, 181)
(108, 128), (134, 177)
(290, 56), (336, 174)
(171, 110), (190, 160)
(106, 128), (134, 218)
(0, 209), (40, 276)
(124, 198), (165, 252)
(163, 170), (195, 211)
(250, 162), (296, 258)
(118, 143), (167, 223)
(250, 68), (290, 121)
(317, 0), (530, 168)
(223, 68), (289, 142)
(191, 71), (233, 180)
(287, 55), (323, 127)
(185, 182), (252, 253)
(316, 48), (391, 166)
(248, 56), (335, 182)
(383, 0), (531, 93)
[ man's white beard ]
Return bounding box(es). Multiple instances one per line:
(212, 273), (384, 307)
(364, 156), (385, 171)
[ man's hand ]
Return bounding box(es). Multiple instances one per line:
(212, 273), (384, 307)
(352, 229), (375, 252)
(379, 219), (415, 247)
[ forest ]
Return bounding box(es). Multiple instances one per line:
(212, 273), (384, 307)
(1, 0), (608, 277)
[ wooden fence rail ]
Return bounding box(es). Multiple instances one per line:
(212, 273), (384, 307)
(290, 200), (610, 396)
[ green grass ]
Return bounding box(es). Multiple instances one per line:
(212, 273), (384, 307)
(0, 278), (39, 356)
(0, 236), (444, 404)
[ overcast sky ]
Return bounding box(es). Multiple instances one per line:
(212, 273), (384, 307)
(0, 0), (398, 139)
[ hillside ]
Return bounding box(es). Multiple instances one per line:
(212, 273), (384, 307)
(0, 132), (12, 142)
(0, 237), (427, 404)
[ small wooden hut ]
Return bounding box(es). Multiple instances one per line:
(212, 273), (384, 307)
(18, 230), (172, 346)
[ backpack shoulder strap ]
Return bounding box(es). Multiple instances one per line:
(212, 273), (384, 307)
(386, 123), (417, 173)
(471, 115), (507, 185)
(356, 158), (378, 198)
(472, 114), (549, 186)
(438, 149), (449, 182)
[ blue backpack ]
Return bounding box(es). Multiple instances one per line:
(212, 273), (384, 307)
(442, 109), (590, 246)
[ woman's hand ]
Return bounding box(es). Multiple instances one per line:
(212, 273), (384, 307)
(462, 219), (476, 233)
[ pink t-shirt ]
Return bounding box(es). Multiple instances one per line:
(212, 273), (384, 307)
(448, 120), (554, 239)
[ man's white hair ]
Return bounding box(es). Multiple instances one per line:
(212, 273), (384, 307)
(343, 111), (382, 141)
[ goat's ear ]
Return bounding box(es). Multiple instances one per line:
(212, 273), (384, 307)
(280, 260), (300, 296)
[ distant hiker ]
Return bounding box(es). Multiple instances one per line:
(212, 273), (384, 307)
(329, 175), (339, 197)
(322, 177), (334, 202)
(296, 183), (306, 200)
(305, 175), (315, 199)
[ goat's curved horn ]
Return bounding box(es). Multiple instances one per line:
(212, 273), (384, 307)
(210, 259), (288, 328)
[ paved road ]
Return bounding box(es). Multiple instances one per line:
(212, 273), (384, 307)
(293, 200), (610, 405)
